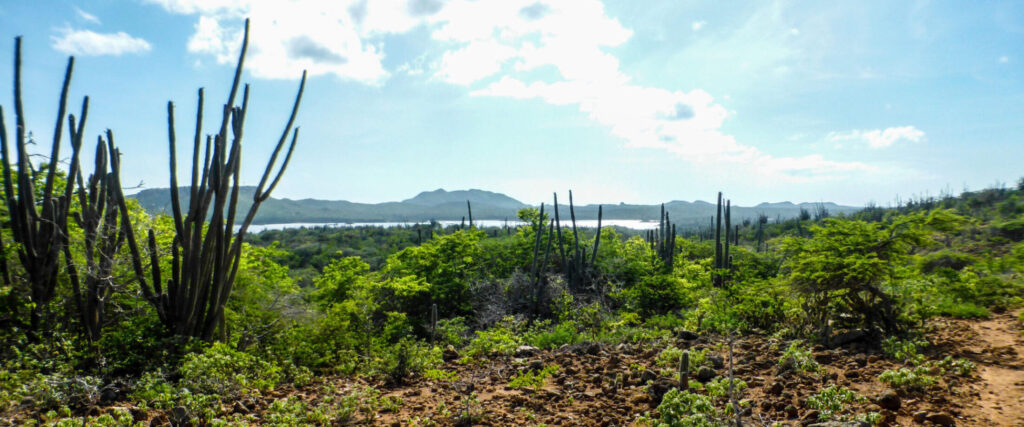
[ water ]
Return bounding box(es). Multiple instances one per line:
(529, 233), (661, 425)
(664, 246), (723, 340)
(242, 219), (665, 233)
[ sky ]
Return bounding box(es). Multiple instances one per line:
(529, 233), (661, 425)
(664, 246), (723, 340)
(0, 0), (1022, 206)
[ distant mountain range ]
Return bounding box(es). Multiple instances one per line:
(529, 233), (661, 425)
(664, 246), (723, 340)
(129, 187), (862, 226)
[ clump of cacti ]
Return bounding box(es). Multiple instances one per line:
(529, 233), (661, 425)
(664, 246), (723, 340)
(551, 191), (601, 292)
(712, 192), (734, 288)
(645, 204), (676, 271)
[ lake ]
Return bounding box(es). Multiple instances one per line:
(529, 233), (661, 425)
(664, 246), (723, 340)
(242, 219), (666, 233)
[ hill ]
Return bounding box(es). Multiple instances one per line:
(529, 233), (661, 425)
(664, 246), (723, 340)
(129, 187), (861, 225)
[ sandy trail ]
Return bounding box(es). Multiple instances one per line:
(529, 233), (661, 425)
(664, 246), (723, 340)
(966, 311), (1024, 426)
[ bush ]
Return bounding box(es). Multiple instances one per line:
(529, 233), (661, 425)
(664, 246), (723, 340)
(508, 364), (559, 392)
(879, 367), (937, 392)
(180, 342), (282, 398)
(806, 386), (864, 421)
(778, 341), (819, 374)
(651, 388), (719, 427)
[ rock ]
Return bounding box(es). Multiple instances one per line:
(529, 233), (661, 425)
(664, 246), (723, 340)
(867, 355), (880, 364)
(100, 386), (119, 404)
(528, 360), (545, 372)
(854, 354), (868, 367)
(640, 369), (657, 383)
(130, 408), (148, 422)
(785, 404), (799, 418)
(912, 411), (928, 423)
(925, 413), (956, 426)
(813, 351), (833, 364)
(629, 392), (649, 405)
(170, 406), (191, 425)
(678, 330), (699, 340)
(708, 355), (725, 369)
(647, 378), (676, 405)
(515, 345), (541, 357)
(876, 391), (901, 411)
(696, 366), (716, 382)
(844, 370), (860, 379)
(807, 422), (869, 427)
(232, 401), (250, 415)
(767, 381), (784, 395)
(802, 410), (821, 423)
(442, 345), (459, 362)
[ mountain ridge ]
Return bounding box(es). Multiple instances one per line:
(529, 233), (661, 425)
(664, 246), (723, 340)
(129, 187), (861, 226)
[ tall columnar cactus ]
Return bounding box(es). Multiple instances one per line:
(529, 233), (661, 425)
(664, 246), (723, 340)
(552, 191), (601, 291)
(118, 19), (306, 340)
(466, 200), (473, 228)
(645, 204), (675, 270)
(712, 192), (733, 288)
(0, 38), (89, 339)
(62, 134), (131, 343)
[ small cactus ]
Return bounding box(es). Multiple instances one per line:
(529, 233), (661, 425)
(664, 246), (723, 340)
(679, 350), (690, 390)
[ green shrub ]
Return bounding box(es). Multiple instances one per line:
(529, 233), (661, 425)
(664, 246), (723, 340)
(180, 342), (282, 398)
(880, 337), (928, 365)
(704, 377), (747, 401)
(651, 388), (719, 427)
(508, 364), (559, 392)
(806, 386), (864, 421)
(778, 341), (819, 374)
(879, 367), (937, 391)
(936, 356), (976, 376)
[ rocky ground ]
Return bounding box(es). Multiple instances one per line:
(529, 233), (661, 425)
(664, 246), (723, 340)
(11, 312), (1024, 426)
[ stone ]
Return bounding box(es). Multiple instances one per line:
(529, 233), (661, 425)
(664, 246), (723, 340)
(925, 413), (956, 426)
(696, 366), (716, 382)
(876, 391), (901, 411)
(767, 381), (784, 395)
(807, 422), (869, 427)
(646, 378), (676, 405)
(515, 345), (541, 357)
(912, 411), (928, 423)
(678, 330), (699, 340)
(442, 345), (459, 362)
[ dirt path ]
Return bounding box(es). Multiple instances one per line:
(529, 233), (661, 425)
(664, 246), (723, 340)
(964, 311), (1024, 426)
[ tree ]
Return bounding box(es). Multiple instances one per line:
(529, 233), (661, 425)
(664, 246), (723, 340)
(779, 210), (966, 342)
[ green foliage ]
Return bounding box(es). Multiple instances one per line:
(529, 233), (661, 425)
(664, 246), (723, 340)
(779, 211), (967, 338)
(936, 356), (976, 376)
(703, 377), (747, 401)
(777, 341), (819, 373)
(508, 364), (559, 391)
(313, 255), (369, 306)
(462, 316), (524, 360)
(880, 337), (928, 365)
(651, 388), (720, 427)
(179, 342), (282, 398)
(618, 274), (693, 316)
(806, 386), (865, 421)
(878, 367), (937, 391)
(383, 229), (486, 323)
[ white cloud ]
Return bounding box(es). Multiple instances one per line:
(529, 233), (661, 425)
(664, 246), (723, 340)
(51, 28), (151, 56)
(436, 40), (517, 85)
(999, 55), (1009, 64)
(74, 7), (101, 25)
(828, 126), (925, 149)
(147, 0), (876, 182)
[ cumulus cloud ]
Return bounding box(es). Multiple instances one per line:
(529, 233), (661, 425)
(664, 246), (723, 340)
(146, 0), (876, 181)
(692, 20), (706, 31)
(828, 126), (925, 148)
(51, 28), (151, 56)
(74, 7), (101, 25)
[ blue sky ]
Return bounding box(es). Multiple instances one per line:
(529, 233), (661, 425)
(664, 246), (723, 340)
(1, 0), (1022, 206)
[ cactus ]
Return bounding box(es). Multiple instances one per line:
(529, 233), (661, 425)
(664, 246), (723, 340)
(117, 19), (306, 340)
(679, 350), (690, 390)
(466, 200), (473, 228)
(712, 193), (734, 288)
(0, 37), (90, 339)
(551, 191), (601, 291)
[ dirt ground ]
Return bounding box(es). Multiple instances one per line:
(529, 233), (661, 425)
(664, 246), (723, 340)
(10, 312), (1024, 426)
